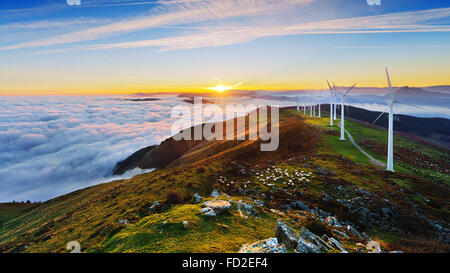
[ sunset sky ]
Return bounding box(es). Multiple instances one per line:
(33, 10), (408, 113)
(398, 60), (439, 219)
(1, 0), (450, 95)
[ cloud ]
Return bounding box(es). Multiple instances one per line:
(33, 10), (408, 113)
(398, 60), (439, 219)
(0, 95), (184, 202)
(87, 7), (450, 51)
(0, 0), (314, 51)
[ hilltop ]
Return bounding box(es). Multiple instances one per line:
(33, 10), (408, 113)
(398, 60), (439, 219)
(0, 108), (448, 253)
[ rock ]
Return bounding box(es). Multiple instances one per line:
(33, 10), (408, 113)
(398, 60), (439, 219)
(381, 207), (392, 215)
(118, 219), (128, 225)
(325, 216), (340, 227)
(347, 225), (363, 240)
(199, 207), (216, 217)
(366, 240), (382, 253)
(274, 220), (299, 249)
(238, 200), (257, 216)
(296, 237), (321, 253)
(193, 193), (202, 204)
(321, 192), (333, 202)
(293, 201), (309, 211)
(318, 209), (329, 218)
(255, 200), (265, 207)
(182, 221), (189, 228)
(239, 238), (287, 253)
(203, 200), (231, 214)
(299, 228), (331, 252)
(211, 189), (220, 198)
(333, 229), (349, 239)
(148, 201), (161, 211)
(328, 237), (347, 253)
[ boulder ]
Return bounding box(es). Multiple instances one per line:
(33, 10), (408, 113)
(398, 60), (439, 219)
(290, 201), (309, 211)
(239, 238), (287, 253)
(299, 227), (331, 252)
(199, 207), (216, 217)
(203, 200), (231, 214)
(255, 200), (265, 207)
(238, 200), (257, 216)
(327, 237), (347, 253)
(193, 193), (202, 204)
(296, 237), (321, 253)
(274, 220), (299, 249)
(325, 216), (340, 227)
(347, 225), (363, 240)
(211, 189), (220, 198)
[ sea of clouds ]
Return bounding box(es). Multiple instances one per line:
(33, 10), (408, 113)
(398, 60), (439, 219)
(0, 93), (448, 202)
(0, 95), (186, 202)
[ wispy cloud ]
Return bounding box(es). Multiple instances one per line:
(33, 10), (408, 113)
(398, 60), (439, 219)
(1, 2), (449, 52)
(0, 0), (314, 50)
(87, 8), (450, 51)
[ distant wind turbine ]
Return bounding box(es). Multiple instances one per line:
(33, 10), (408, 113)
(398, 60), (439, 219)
(371, 68), (422, 172)
(318, 89), (323, 118)
(336, 83), (356, 140)
(296, 96), (300, 112)
(327, 80), (334, 126)
(333, 82), (337, 121)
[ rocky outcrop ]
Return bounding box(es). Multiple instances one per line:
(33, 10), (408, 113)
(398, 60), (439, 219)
(202, 200), (231, 214)
(239, 238), (287, 253)
(274, 220), (299, 249)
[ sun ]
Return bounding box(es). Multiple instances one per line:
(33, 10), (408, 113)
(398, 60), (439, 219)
(209, 84), (232, 92)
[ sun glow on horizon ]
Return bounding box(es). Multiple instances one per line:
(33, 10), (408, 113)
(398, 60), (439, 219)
(208, 84), (233, 92)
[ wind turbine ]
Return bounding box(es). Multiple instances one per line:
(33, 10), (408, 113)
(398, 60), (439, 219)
(333, 82), (337, 121)
(296, 96), (300, 112)
(318, 88), (323, 118)
(327, 80), (334, 126)
(336, 83), (356, 140)
(371, 68), (422, 172)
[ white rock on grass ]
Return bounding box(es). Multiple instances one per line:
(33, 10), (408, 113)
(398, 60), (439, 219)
(199, 207), (216, 217)
(203, 200), (231, 214)
(193, 193), (202, 204)
(211, 189), (220, 198)
(239, 238), (287, 253)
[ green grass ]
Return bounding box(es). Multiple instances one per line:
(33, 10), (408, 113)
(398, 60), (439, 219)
(99, 197), (277, 253)
(0, 109), (448, 253)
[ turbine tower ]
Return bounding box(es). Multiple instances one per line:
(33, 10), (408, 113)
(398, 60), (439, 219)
(337, 83), (356, 140)
(333, 82), (337, 121)
(296, 96), (300, 112)
(386, 69), (394, 171)
(327, 80), (334, 126)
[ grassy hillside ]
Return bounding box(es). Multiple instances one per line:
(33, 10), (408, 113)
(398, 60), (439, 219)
(0, 108), (448, 253)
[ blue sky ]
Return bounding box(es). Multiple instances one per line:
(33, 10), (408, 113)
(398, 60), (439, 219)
(1, 0), (450, 95)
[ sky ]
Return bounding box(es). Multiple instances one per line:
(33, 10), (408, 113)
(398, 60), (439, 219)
(1, 0), (450, 95)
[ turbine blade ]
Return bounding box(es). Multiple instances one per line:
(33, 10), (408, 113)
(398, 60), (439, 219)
(372, 106), (390, 125)
(345, 83), (356, 95)
(327, 80), (333, 91)
(386, 68), (393, 99)
(397, 101), (426, 111)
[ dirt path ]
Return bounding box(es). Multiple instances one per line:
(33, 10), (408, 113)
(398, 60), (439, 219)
(339, 123), (386, 168)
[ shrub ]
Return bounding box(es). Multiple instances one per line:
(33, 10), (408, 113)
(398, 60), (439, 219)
(165, 191), (184, 205)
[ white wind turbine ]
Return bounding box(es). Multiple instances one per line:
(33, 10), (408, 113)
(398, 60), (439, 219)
(327, 80), (334, 126)
(296, 96), (300, 112)
(318, 89), (324, 118)
(332, 82), (337, 120)
(371, 68), (422, 172)
(336, 83), (356, 140)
